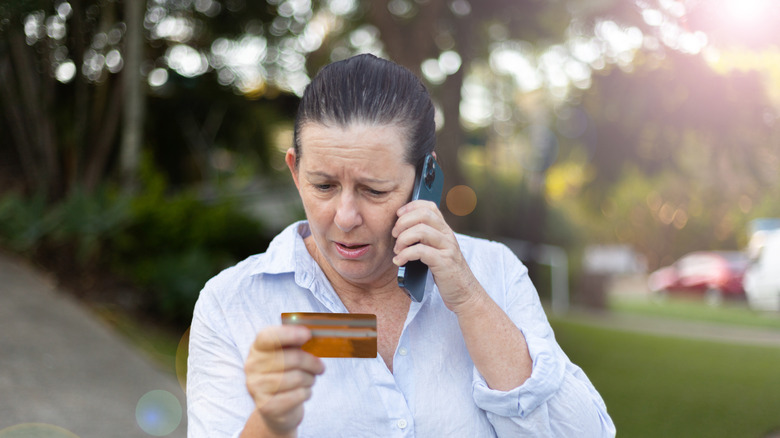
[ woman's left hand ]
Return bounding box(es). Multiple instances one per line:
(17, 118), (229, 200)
(392, 200), (484, 314)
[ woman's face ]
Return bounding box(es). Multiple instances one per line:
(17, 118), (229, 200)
(286, 122), (416, 288)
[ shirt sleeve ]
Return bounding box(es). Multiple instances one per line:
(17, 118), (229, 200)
(187, 285), (255, 438)
(470, 243), (616, 437)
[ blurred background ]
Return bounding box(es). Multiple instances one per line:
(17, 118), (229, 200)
(1, 0), (780, 437)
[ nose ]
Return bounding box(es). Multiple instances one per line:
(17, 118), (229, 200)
(334, 191), (363, 232)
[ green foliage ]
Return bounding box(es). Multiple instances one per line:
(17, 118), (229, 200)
(48, 186), (131, 264)
(110, 181), (271, 325)
(125, 248), (217, 325)
(0, 191), (53, 252)
(579, 165), (762, 269)
(0, 167), (272, 327)
(545, 50), (780, 267)
(105, 164), (272, 325)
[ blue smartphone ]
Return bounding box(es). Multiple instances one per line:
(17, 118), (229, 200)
(397, 153), (444, 302)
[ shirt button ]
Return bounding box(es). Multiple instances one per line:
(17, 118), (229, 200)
(399, 347), (408, 356)
(397, 419), (408, 429)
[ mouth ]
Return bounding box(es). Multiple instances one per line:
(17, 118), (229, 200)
(334, 241), (370, 259)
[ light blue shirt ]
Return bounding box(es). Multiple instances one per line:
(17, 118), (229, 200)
(187, 221), (615, 437)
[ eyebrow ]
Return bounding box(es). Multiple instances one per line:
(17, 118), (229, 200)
(304, 171), (393, 185)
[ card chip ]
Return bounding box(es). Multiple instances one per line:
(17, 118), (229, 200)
(281, 313), (377, 358)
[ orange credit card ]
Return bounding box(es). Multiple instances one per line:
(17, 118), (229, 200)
(281, 312), (377, 358)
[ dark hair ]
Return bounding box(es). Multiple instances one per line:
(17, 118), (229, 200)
(293, 53), (435, 168)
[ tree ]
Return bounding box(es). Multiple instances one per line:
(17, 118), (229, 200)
(548, 47), (777, 267)
(120, 0), (145, 191)
(0, 0), (338, 197)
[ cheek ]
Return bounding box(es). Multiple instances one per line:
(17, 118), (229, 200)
(367, 203), (403, 234)
(300, 192), (332, 218)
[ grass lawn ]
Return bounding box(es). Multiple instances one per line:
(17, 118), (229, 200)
(551, 318), (780, 438)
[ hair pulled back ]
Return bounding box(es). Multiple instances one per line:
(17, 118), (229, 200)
(293, 54), (436, 168)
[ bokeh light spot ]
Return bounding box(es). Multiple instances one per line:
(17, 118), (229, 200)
(0, 423), (80, 438)
(55, 61), (76, 83)
(446, 185), (477, 216)
(148, 68), (169, 88)
(176, 328), (190, 393)
(135, 390), (182, 436)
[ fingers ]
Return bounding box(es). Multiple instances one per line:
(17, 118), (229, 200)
(247, 325), (325, 376)
(393, 200), (454, 266)
(245, 325), (326, 434)
(392, 200), (443, 238)
(251, 324), (312, 351)
(246, 368), (317, 413)
(256, 386), (314, 419)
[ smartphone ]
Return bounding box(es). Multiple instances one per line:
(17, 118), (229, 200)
(397, 153), (444, 302)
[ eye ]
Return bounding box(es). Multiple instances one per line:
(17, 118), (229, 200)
(313, 184), (333, 191)
(365, 188), (388, 197)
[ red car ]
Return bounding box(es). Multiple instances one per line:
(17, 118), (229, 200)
(647, 251), (749, 301)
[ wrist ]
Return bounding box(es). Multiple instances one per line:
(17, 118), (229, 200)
(262, 419), (297, 438)
(449, 284), (489, 318)
(241, 411), (298, 438)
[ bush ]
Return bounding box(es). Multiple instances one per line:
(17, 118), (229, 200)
(0, 191), (58, 253)
(50, 186), (131, 264)
(110, 185), (272, 326)
(0, 178), (273, 328)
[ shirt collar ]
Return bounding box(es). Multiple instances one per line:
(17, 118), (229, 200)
(250, 220), (312, 277)
(252, 220), (346, 311)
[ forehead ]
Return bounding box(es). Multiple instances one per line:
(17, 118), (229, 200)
(298, 122), (409, 162)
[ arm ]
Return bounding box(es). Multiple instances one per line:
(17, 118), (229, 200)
(241, 412), (292, 438)
(451, 282), (532, 391)
(393, 201), (615, 437)
(187, 290), (257, 438)
(469, 248), (615, 437)
(392, 201), (531, 390)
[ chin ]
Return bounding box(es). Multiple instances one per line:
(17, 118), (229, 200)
(335, 260), (390, 284)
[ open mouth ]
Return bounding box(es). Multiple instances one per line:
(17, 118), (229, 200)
(338, 243), (368, 249)
(335, 242), (370, 258)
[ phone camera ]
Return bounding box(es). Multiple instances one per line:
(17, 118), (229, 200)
(424, 160), (436, 189)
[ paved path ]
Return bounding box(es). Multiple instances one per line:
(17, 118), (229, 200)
(0, 252), (187, 438)
(558, 308), (780, 348)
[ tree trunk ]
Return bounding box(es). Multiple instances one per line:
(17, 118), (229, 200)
(7, 24), (59, 196)
(0, 54), (40, 190)
(84, 82), (123, 190)
(120, 0), (146, 192)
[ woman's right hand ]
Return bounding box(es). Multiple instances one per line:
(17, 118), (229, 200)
(243, 325), (325, 437)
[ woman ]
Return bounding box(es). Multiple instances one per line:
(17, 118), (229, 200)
(187, 54), (615, 437)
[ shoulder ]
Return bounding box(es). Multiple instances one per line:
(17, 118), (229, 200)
(195, 221), (306, 317)
(454, 233), (534, 308)
(200, 253), (265, 298)
(456, 233), (526, 272)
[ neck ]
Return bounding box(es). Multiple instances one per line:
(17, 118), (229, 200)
(304, 236), (408, 311)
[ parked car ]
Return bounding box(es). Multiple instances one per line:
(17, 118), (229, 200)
(744, 231), (780, 312)
(647, 251), (750, 304)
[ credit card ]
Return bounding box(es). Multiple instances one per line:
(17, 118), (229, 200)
(281, 312), (377, 358)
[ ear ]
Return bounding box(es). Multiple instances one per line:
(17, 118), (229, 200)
(285, 148), (301, 190)
(432, 151), (438, 161)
